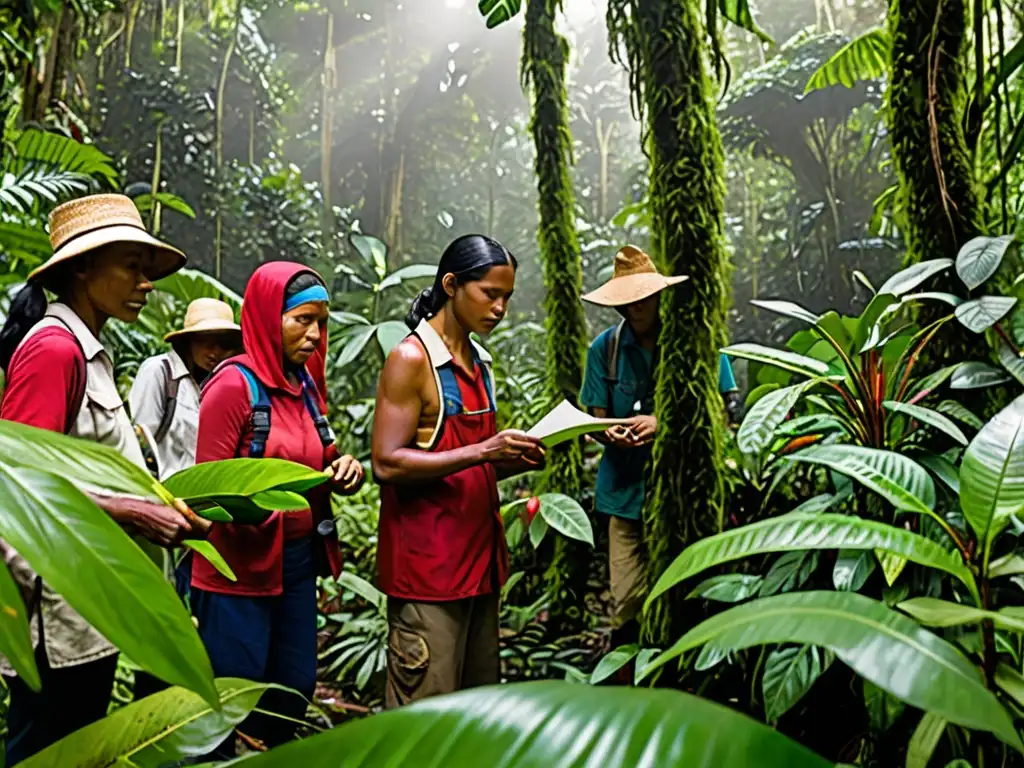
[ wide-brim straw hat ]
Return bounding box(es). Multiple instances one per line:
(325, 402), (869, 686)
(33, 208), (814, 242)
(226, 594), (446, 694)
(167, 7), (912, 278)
(28, 194), (186, 288)
(164, 298), (241, 342)
(581, 245), (688, 307)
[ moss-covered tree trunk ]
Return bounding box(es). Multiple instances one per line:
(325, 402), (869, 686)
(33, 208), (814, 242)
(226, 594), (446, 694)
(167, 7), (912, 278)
(607, 0), (730, 647)
(888, 0), (983, 359)
(522, 0), (590, 631)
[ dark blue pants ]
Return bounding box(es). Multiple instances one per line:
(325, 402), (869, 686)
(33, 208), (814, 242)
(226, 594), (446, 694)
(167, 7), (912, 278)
(192, 537), (318, 757)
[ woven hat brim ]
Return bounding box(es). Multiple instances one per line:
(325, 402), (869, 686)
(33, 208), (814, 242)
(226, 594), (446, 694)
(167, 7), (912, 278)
(582, 273), (688, 307)
(28, 224), (187, 285)
(164, 318), (242, 342)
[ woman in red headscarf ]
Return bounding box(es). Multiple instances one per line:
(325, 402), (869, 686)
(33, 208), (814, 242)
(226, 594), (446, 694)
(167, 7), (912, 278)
(191, 263), (363, 755)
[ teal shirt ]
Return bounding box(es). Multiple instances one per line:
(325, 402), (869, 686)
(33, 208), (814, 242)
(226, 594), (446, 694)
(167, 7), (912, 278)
(579, 324), (738, 521)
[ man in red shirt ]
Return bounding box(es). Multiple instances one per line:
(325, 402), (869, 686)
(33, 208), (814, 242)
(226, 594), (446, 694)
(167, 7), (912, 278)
(372, 235), (543, 707)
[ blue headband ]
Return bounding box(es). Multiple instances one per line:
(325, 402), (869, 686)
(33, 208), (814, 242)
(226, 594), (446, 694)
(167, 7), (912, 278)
(283, 285), (329, 312)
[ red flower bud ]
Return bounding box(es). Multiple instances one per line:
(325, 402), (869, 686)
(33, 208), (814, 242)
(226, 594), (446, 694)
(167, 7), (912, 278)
(526, 496), (541, 521)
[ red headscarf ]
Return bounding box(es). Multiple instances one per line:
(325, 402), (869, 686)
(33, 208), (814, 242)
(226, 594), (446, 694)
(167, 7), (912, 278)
(223, 261), (330, 406)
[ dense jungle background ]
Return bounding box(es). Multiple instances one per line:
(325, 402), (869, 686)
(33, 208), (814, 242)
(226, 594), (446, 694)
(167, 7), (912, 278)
(9, 0), (1024, 765)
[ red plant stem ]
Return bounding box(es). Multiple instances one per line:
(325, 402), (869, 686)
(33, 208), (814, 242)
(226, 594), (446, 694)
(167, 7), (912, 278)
(994, 321), (1021, 356)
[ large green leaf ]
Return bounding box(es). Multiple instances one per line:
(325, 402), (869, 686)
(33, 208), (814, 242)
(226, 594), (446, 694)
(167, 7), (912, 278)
(877, 259), (954, 297)
(906, 712), (947, 768)
(737, 383), (809, 455)
(165, 459), (326, 500)
(0, 559), (38, 690)
(856, 293), (900, 351)
(376, 320), (410, 357)
(589, 644), (639, 685)
(936, 400), (984, 429)
(20, 678), (272, 767)
(833, 549), (876, 592)
(350, 233), (389, 281)
(687, 574), (763, 603)
(644, 591), (1020, 748)
(335, 325), (377, 368)
(646, 513), (976, 608)
(14, 128), (119, 186)
(378, 264), (436, 291)
(748, 300), (820, 326)
(883, 401), (968, 445)
(762, 645), (831, 723)
(722, 343), (832, 379)
(0, 467), (216, 705)
(804, 28), (890, 93)
(954, 296), (1018, 333)
(916, 453), (961, 495)
(998, 339), (1024, 385)
(786, 445), (936, 516)
(153, 269), (242, 310)
(956, 235), (1016, 290)
(897, 597), (1024, 633)
(950, 361), (1012, 390)
(182, 541), (236, 582)
(863, 679), (904, 731)
(477, 0), (522, 29)
(719, 0), (773, 43)
(538, 493), (594, 546)
(959, 394), (1024, 543)
(227, 682), (832, 767)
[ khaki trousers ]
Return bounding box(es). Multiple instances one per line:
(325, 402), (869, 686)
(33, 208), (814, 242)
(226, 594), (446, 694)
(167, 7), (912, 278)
(385, 592), (500, 709)
(608, 516), (644, 625)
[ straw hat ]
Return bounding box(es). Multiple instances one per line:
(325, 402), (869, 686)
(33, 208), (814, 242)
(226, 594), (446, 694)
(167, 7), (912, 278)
(581, 245), (688, 307)
(28, 194), (186, 287)
(164, 298), (241, 342)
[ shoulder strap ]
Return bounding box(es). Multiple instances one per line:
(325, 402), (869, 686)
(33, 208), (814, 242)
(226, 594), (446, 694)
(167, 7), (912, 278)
(297, 367), (336, 448)
(153, 357), (180, 443)
(232, 363), (271, 458)
(605, 321), (625, 410)
(45, 317), (87, 434)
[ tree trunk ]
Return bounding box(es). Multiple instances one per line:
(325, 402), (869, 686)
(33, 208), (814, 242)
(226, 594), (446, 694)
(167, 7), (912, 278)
(888, 0), (983, 360)
(607, 0), (731, 648)
(321, 11), (335, 246)
(523, 0), (590, 631)
(214, 1), (243, 279)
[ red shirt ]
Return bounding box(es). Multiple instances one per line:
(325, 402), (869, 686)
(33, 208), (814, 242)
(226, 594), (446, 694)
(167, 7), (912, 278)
(377, 356), (507, 601)
(1, 328), (84, 431)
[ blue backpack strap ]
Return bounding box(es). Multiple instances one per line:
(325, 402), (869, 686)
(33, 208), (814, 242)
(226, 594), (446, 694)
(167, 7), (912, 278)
(297, 368), (336, 447)
(232, 363), (271, 458)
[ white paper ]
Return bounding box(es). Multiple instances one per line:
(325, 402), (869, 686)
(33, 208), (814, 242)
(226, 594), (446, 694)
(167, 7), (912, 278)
(526, 400), (631, 447)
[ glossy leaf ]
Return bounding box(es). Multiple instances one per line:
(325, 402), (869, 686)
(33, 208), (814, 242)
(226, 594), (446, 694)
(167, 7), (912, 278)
(762, 645), (831, 723)
(719, 0), (773, 43)
(916, 454), (961, 495)
(863, 679), (904, 731)
(644, 591), (1020, 748)
(249, 490), (309, 512)
(165, 459), (326, 500)
(20, 678), (271, 767)
(538, 493), (594, 546)
(786, 445), (936, 516)
(883, 401), (968, 445)
(0, 467), (216, 705)
(182, 540), (236, 582)
(998, 339), (1024, 385)
(737, 383), (809, 455)
(748, 299), (820, 326)
(687, 574), (763, 603)
(529, 511), (548, 548)
(761, 551), (818, 596)
(634, 649), (660, 685)
(877, 550), (908, 586)
(959, 394), (1024, 543)
(954, 296), (1017, 333)
(990, 553), (1024, 578)
(956, 234), (1015, 290)
(877, 259), (954, 297)
(897, 597), (1024, 633)
(995, 663), (1024, 709)
(336, 325), (376, 368)
(833, 549), (876, 592)
(229, 682), (832, 767)
(646, 513), (975, 609)
(950, 361), (1012, 390)
(477, 0), (522, 28)
(804, 28), (890, 93)
(376, 321), (410, 356)
(856, 293), (900, 351)
(936, 400), (984, 429)
(722, 343), (832, 379)
(377, 264), (436, 291)
(0, 558), (38, 690)
(589, 644), (639, 685)
(906, 712), (947, 768)
(350, 233), (388, 281)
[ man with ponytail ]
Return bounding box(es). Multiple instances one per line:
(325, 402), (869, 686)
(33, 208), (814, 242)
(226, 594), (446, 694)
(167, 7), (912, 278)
(0, 194), (207, 763)
(372, 234), (544, 707)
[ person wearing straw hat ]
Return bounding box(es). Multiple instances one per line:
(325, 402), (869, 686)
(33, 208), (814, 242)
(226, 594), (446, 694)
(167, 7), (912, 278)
(129, 298), (241, 482)
(579, 245), (738, 646)
(0, 193), (209, 763)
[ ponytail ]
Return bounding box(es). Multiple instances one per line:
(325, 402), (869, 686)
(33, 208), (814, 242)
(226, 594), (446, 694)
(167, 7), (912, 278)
(0, 280), (48, 372)
(405, 286), (444, 330)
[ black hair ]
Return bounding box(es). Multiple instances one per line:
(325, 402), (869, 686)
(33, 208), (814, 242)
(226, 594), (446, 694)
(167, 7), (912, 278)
(282, 271), (327, 310)
(405, 235), (517, 329)
(0, 280), (49, 372)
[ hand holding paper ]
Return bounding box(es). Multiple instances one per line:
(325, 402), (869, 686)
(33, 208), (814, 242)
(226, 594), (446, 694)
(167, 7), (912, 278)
(527, 400), (632, 447)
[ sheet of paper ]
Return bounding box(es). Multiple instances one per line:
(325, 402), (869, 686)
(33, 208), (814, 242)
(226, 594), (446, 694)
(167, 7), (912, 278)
(526, 400), (631, 447)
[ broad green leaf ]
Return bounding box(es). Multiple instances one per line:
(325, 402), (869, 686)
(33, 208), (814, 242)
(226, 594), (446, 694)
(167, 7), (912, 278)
(0, 559), (38, 690)
(959, 394), (1024, 543)
(786, 445), (936, 516)
(538, 493), (594, 546)
(230, 682), (832, 767)
(788, 493), (844, 515)
(950, 361), (1012, 390)
(995, 663), (1024, 709)
(20, 678), (272, 767)
(634, 648), (661, 685)
(644, 591), (1020, 749)
(719, 0), (773, 43)
(165, 459), (326, 501)
(883, 401), (968, 445)
(687, 574), (763, 603)
(350, 233), (389, 281)
(877, 259), (954, 297)
(378, 264), (436, 291)
(154, 268), (242, 310)
(589, 644), (639, 685)
(877, 550), (908, 586)
(954, 296), (1017, 333)
(833, 549), (876, 591)
(998, 339), (1024, 385)
(990, 553), (1024, 578)
(337, 571), (386, 615)
(863, 679), (905, 732)
(936, 400), (984, 429)
(775, 414), (845, 438)
(336, 325), (376, 368)
(249, 490), (309, 512)
(804, 28), (890, 93)
(477, 0), (522, 29)
(761, 551), (818, 596)
(182, 540), (236, 582)
(909, 365), (959, 399)
(898, 597), (1024, 633)
(376, 321), (410, 356)
(917, 454), (961, 495)
(762, 645), (831, 723)
(529, 512), (548, 548)
(329, 311), (371, 327)
(906, 712), (947, 768)
(748, 299), (820, 326)
(0, 467), (216, 705)
(956, 234), (1015, 290)
(722, 343), (832, 379)
(646, 513), (976, 609)
(856, 293), (900, 351)
(745, 382), (781, 409)
(737, 383), (809, 455)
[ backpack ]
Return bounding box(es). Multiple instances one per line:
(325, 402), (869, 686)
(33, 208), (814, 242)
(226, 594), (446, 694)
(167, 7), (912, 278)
(604, 320), (657, 418)
(153, 357), (181, 443)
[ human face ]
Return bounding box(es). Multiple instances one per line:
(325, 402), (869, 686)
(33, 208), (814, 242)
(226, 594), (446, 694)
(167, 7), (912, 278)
(281, 301), (329, 367)
(623, 294), (659, 337)
(188, 332), (239, 372)
(76, 243), (157, 323)
(445, 264), (515, 336)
